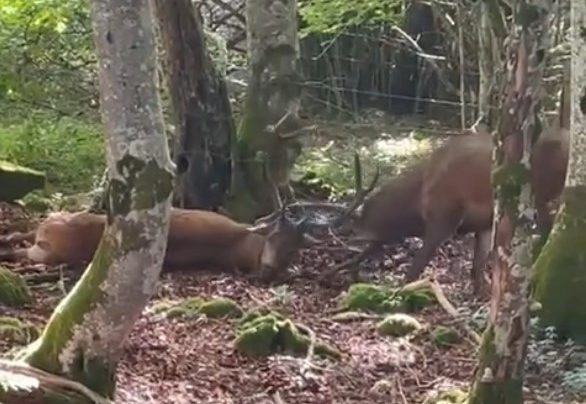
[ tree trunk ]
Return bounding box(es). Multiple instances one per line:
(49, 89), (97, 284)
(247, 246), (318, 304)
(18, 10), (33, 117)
(0, 0), (175, 402)
(226, 0), (304, 221)
(388, 0), (439, 115)
(153, 0), (235, 211)
(533, 0), (586, 344)
(477, 0), (507, 127)
(468, 1), (552, 403)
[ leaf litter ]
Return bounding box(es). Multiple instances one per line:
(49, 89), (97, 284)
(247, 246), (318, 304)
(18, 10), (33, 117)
(0, 202), (581, 404)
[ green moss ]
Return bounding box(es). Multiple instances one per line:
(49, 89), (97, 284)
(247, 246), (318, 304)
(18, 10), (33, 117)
(533, 186), (586, 344)
(234, 314), (280, 356)
(0, 267), (32, 307)
(109, 155), (174, 215)
(339, 283), (436, 314)
(19, 191), (53, 213)
(492, 162), (529, 215)
(0, 316), (40, 344)
(434, 388), (468, 403)
(20, 236), (116, 396)
(401, 287), (436, 312)
(431, 326), (461, 347)
(339, 283), (401, 313)
(150, 297), (243, 320)
(199, 298), (243, 319)
(468, 325), (524, 403)
(234, 311), (340, 360)
(376, 313), (423, 337)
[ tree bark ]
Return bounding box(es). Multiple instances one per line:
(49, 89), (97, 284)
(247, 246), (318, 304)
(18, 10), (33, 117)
(388, 0), (439, 115)
(153, 0), (235, 211)
(1, 0), (175, 401)
(226, 0), (304, 221)
(477, 0), (508, 127)
(533, 0), (586, 344)
(468, 1), (552, 403)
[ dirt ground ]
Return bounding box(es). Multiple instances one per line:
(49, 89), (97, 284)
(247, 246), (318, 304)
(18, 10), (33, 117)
(0, 202), (583, 404)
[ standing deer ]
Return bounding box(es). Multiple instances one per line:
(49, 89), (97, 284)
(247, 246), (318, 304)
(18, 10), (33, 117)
(305, 116), (568, 293)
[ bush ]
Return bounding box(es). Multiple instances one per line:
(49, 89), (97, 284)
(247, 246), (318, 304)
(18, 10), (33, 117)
(0, 114), (104, 194)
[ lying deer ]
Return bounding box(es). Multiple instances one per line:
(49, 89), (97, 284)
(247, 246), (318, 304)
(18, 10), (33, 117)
(0, 206), (315, 281)
(302, 116), (568, 293)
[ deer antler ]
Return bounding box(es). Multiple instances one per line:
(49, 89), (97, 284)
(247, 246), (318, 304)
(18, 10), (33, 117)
(329, 152), (380, 228)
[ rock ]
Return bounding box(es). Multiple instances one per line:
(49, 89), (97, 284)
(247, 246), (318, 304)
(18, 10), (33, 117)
(0, 160), (45, 202)
(377, 313), (422, 337)
(0, 267), (32, 307)
(0, 316), (39, 344)
(431, 326), (462, 347)
(339, 283), (401, 313)
(198, 297), (243, 319)
(234, 311), (341, 360)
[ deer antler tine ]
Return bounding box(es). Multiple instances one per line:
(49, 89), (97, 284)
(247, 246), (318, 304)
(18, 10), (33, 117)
(329, 153), (379, 228)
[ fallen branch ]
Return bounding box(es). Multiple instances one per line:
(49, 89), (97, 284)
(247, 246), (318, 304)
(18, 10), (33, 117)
(0, 359), (112, 404)
(400, 277), (482, 345)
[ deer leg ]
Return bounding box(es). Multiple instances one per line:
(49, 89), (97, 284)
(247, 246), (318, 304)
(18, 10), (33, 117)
(471, 229), (492, 294)
(321, 241), (382, 282)
(405, 213), (461, 282)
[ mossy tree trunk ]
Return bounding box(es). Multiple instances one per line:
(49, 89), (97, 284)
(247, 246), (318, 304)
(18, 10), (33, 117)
(226, 0), (304, 221)
(153, 0), (235, 211)
(533, 1), (586, 344)
(1, 0), (175, 402)
(468, 1), (552, 403)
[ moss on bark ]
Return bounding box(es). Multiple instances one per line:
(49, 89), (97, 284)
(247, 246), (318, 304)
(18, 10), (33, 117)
(533, 186), (586, 343)
(19, 237), (116, 396)
(468, 326), (523, 404)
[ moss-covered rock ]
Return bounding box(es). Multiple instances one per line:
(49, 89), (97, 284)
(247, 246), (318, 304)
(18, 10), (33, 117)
(401, 287), (436, 312)
(339, 282), (436, 314)
(431, 326), (461, 348)
(0, 267), (32, 307)
(339, 283), (402, 313)
(199, 298), (243, 318)
(376, 313), (423, 337)
(434, 388), (468, 403)
(150, 297), (242, 320)
(19, 191), (53, 213)
(234, 310), (341, 360)
(0, 160), (46, 202)
(0, 316), (40, 344)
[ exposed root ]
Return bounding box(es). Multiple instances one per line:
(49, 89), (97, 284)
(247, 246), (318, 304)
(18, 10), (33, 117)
(401, 277), (481, 345)
(0, 359), (113, 404)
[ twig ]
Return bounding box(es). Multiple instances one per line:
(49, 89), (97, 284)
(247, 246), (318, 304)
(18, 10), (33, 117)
(0, 359), (112, 404)
(272, 391), (287, 404)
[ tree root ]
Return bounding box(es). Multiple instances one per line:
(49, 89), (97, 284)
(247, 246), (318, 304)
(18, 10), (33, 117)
(0, 359), (113, 404)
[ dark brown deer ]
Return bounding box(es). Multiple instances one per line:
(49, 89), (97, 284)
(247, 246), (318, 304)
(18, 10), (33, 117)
(530, 73), (570, 236)
(315, 117), (568, 293)
(0, 206), (314, 281)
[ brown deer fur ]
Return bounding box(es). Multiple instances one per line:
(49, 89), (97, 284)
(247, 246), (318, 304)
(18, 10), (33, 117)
(339, 122), (568, 293)
(0, 208), (311, 280)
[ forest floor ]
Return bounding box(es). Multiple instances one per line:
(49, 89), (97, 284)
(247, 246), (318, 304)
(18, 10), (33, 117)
(1, 202), (585, 404)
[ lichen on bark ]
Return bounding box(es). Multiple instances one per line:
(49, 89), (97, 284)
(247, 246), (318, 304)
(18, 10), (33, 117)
(227, 0), (304, 221)
(8, 0), (175, 401)
(468, 1), (553, 402)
